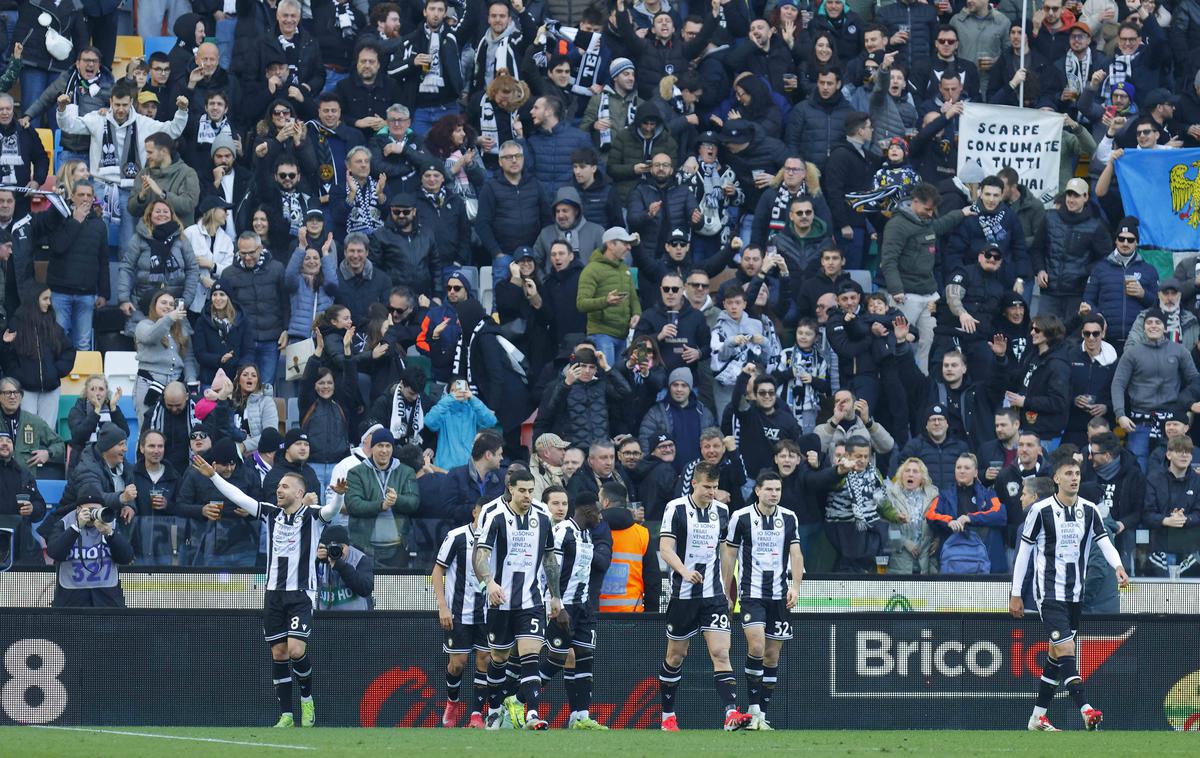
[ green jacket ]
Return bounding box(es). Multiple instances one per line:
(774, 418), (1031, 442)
(345, 459), (420, 555)
(576, 249), (641, 339)
(9, 410), (65, 473)
(878, 205), (966, 296)
(127, 159), (202, 224)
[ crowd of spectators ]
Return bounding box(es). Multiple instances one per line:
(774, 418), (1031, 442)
(2, 0), (1200, 586)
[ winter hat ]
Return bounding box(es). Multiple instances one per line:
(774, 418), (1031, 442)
(653, 433), (674, 449)
(322, 524), (350, 545)
(926, 404), (948, 421)
(885, 136), (909, 158)
(1143, 307), (1168, 325)
(1116, 216), (1139, 241)
(370, 428), (396, 448)
(210, 132), (237, 158)
(282, 429), (309, 451)
(668, 367), (694, 389)
(259, 427), (284, 453)
(609, 58), (634, 79)
(209, 437), (241, 465)
(96, 423), (126, 453)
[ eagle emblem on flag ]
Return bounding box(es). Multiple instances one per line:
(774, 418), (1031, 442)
(1168, 161), (1200, 229)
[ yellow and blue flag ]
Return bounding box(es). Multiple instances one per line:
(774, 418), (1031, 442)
(1113, 149), (1200, 250)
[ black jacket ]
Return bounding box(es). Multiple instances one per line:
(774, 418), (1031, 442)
(1066, 347), (1117, 436)
(415, 189), (471, 267)
(822, 139), (877, 231)
(335, 74), (405, 141)
(0, 317), (75, 393)
(218, 252), (289, 341)
(0, 456), (48, 563)
(66, 398), (129, 464)
(732, 370), (802, 478)
(998, 342), (1072, 439)
(535, 259), (586, 350)
(476, 172), (551, 257)
(47, 210), (110, 298)
(574, 175), (623, 230)
(262, 455), (323, 506)
(1145, 466), (1200, 553)
(1031, 205), (1110, 296)
(192, 305), (256, 382)
(63, 443), (128, 511)
(1082, 448), (1145, 536)
(367, 218), (444, 297)
(633, 300), (711, 374)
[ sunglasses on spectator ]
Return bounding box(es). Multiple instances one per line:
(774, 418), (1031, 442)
(936, 38), (957, 44)
(1030, 326), (1043, 333)
(1082, 330), (1102, 337)
(276, 172), (297, 180)
(1136, 129), (1156, 136)
(190, 431), (210, 440)
(756, 389), (777, 396)
(661, 286), (681, 293)
(1117, 235), (1137, 243)
(446, 284), (464, 292)
(792, 209), (814, 216)
(982, 252), (1002, 261)
(272, 109), (292, 116)
(389, 306), (408, 314)
(687, 281), (708, 289)
(391, 207), (414, 214)
(667, 240), (688, 247)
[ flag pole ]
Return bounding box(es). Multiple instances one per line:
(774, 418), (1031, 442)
(1019, 0), (1028, 105)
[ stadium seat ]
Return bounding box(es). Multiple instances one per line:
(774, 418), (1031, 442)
(406, 354), (433, 393)
(112, 35), (145, 78)
(124, 412), (139, 465)
(36, 129), (54, 174)
(117, 395), (135, 423)
(143, 36), (176, 58)
(61, 352), (104, 395)
(479, 266), (493, 312)
(847, 269), (874, 293)
(56, 395), (77, 441)
(105, 351), (139, 398)
(286, 397), (300, 430)
(38, 480), (67, 507)
(275, 397), (287, 433)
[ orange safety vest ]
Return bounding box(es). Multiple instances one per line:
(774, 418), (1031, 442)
(598, 524), (649, 612)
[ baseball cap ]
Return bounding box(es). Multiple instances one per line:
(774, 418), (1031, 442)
(1160, 277), (1182, 292)
(1064, 178), (1089, 196)
(137, 91), (159, 105)
(535, 433), (571, 452)
(1144, 88), (1180, 109)
(602, 227), (638, 245)
(720, 119), (753, 144)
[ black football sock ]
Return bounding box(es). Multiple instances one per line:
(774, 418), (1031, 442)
(272, 660), (293, 715)
(472, 670), (488, 714)
(1058, 655), (1088, 708)
(487, 659), (507, 710)
(761, 664), (778, 712)
(658, 661), (682, 715)
(445, 669), (462, 702)
(290, 654), (312, 700)
(1036, 656), (1061, 710)
(573, 650), (594, 712)
(744, 654), (763, 707)
(714, 670), (738, 714)
(519, 653), (542, 718)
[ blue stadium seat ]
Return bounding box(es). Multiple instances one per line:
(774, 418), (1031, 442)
(39, 480), (67, 507)
(143, 36), (176, 58)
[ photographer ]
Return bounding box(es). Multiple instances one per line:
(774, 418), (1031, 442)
(40, 495), (135, 607)
(315, 525), (375, 611)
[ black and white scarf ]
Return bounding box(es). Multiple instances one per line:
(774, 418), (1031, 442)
(560, 27), (603, 97)
(1104, 52), (1137, 99)
(597, 88), (635, 148)
(277, 33), (301, 85)
(769, 183), (806, 234)
(0, 130), (20, 182)
(99, 117), (140, 183)
(476, 26), (520, 84)
(281, 191), (304, 234)
(420, 28), (445, 94)
(974, 204), (1006, 244)
(64, 68), (102, 106)
(308, 122), (340, 196)
(347, 176), (382, 234)
(196, 114), (229, 145)
(452, 320), (526, 391)
(845, 468), (884, 529)
(478, 95), (518, 155)
(1063, 48), (1091, 94)
(389, 387), (425, 445)
(147, 397), (198, 434)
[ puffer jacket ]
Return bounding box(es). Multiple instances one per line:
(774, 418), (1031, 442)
(879, 203), (967, 296)
(576, 249), (641, 339)
(539, 370), (633, 445)
(1082, 251), (1159, 343)
(1170, 0), (1200, 75)
(616, 7), (716, 100)
(899, 433), (971, 492)
(117, 221), (199, 314)
(0, 316), (75, 393)
(573, 173), (624, 229)
(283, 247), (339, 339)
(784, 91), (854, 170)
(476, 172), (551, 257)
(424, 393), (499, 469)
(924, 480), (1008, 573)
(638, 391), (716, 455)
(192, 295), (255, 381)
(217, 251), (288, 342)
(877, 0), (938, 70)
(627, 176), (699, 261)
(1032, 204), (1110, 296)
(230, 391), (278, 454)
(336, 257), (392, 327)
(724, 123), (789, 209)
(527, 120), (594, 195)
(367, 218), (443, 297)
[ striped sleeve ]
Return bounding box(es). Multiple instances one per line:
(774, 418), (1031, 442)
(661, 500), (685, 542)
(724, 509), (742, 548)
(435, 530), (460, 569)
(1020, 504), (1043, 545)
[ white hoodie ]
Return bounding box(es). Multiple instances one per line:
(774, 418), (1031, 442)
(57, 105), (188, 188)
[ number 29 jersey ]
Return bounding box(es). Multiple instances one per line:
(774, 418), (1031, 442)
(661, 496), (729, 600)
(479, 502), (556, 611)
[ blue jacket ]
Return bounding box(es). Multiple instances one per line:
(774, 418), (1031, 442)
(1083, 251), (1159, 342)
(925, 480), (1008, 572)
(446, 462), (507, 524)
(415, 269), (476, 383)
(283, 247), (339, 338)
(425, 394), (499, 470)
(526, 121), (594, 196)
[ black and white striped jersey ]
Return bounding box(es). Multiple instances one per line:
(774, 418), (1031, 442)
(435, 524), (487, 626)
(478, 502), (557, 611)
(259, 503), (331, 593)
(725, 505), (800, 600)
(475, 495), (550, 532)
(662, 495), (729, 600)
(1015, 495), (1116, 604)
(554, 518), (594, 606)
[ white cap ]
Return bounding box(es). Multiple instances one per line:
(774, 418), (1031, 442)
(602, 227), (639, 245)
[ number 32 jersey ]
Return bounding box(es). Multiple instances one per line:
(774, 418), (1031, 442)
(662, 496), (729, 600)
(479, 502), (556, 611)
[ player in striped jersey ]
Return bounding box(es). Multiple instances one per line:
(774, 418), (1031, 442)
(473, 468), (551, 727)
(432, 499), (491, 729)
(192, 456), (344, 729)
(722, 470), (804, 731)
(657, 461), (753, 733)
(1010, 456), (1129, 732)
(538, 491), (608, 730)
(473, 468), (564, 731)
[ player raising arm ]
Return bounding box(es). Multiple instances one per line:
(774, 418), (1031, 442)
(193, 455), (345, 728)
(1009, 456), (1129, 732)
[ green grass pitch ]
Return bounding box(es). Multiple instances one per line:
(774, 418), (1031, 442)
(2, 727), (1197, 758)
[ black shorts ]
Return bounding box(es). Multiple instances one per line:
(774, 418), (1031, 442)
(545, 604), (597, 654)
(665, 596), (731, 641)
(264, 590), (315, 643)
(486, 606), (545, 650)
(739, 598), (794, 640)
(444, 623), (489, 654)
(1038, 599), (1082, 645)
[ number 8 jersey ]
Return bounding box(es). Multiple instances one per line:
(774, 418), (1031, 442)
(662, 496), (729, 600)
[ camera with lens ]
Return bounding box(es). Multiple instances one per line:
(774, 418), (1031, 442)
(87, 506), (118, 525)
(326, 543), (344, 560)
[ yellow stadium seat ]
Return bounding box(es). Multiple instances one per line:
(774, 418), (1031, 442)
(61, 351), (104, 395)
(116, 35), (145, 60)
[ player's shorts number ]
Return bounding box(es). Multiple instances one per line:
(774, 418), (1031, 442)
(709, 612), (730, 630)
(773, 620), (792, 637)
(2, 639), (68, 724)
(290, 616), (301, 630)
(528, 616), (541, 635)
